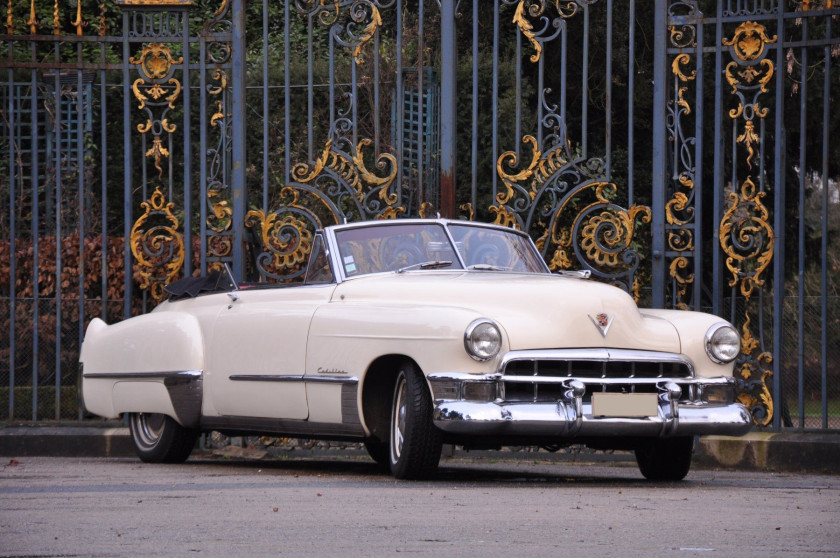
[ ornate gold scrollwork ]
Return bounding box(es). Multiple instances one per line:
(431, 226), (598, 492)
(721, 20), (777, 426)
(291, 138), (399, 207)
(130, 188), (184, 302)
(249, 136), (402, 280)
(720, 178), (774, 298)
(245, 210), (314, 273)
(301, 0), (382, 65)
(512, 0), (580, 63)
(666, 17), (701, 310)
(130, 43), (183, 180)
(548, 182), (651, 275)
(493, 135), (650, 299)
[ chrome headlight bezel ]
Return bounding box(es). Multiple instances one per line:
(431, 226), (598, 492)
(464, 319), (502, 361)
(705, 322), (741, 364)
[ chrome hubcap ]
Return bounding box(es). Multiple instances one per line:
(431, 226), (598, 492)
(392, 376), (406, 461)
(131, 413), (165, 449)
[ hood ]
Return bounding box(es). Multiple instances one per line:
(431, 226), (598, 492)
(332, 271), (681, 353)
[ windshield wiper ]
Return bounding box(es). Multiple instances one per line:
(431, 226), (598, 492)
(467, 264), (510, 271)
(397, 260), (453, 273)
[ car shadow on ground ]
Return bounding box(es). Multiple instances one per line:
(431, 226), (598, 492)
(179, 455), (687, 487)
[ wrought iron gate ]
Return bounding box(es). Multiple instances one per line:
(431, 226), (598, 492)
(1, 0), (838, 430)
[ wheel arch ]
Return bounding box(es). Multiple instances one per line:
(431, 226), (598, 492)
(361, 354), (427, 442)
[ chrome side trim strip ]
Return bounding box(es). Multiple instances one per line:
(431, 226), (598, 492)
(83, 370), (202, 380)
(229, 374), (359, 384)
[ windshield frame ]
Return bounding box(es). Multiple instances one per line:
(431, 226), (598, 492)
(325, 220), (551, 282)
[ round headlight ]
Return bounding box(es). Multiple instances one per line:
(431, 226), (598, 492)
(705, 323), (741, 364)
(464, 319), (502, 361)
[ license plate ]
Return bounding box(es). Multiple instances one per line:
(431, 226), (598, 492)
(591, 393), (659, 418)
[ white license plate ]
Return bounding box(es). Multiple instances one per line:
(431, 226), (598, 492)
(591, 393), (659, 418)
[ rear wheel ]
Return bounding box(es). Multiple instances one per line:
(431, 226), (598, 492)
(128, 412), (198, 464)
(635, 436), (694, 481)
(389, 363), (442, 479)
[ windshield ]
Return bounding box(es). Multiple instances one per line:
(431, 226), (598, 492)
(335, 223), (463, 277)
(448, 224), (548, 273)
(333, 222), (548, 277)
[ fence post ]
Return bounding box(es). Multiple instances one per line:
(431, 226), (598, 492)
(650, 0), (668, 308)
(230, 0), (247, 281)
(439, 0), (457, 218)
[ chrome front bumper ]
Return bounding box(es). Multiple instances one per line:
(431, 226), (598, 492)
(429, 373), (752, 438)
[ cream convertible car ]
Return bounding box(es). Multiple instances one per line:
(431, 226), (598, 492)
(81, 219), (751, 480)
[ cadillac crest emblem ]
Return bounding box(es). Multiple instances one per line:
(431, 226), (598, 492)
(589, 313), (615, 338)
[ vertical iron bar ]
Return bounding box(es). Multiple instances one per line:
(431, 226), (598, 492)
(100, 45), (107, 320)
(560, 18), (567, 127)
(712, 0), (724, 318)
(417, 0), (425, 210)
(439, 0), (456, 218)
(262, 0), (269, 212)
(284, 1), (291, 185)
(797, 18), (808, 429)
(199, 34), (207, 275)
(771, 0), (786, 431)
(491, 0), (499, 201)
(307, 15), (314, 160)
(821, 15), (830, 429)
(693, 13), (704, 312)
(395, 0), (403, 204)
(182, 9), (191, 279)
(374, 29), (380, 155)
(605, 0), (613, 179)
(515, 14), (521, 159)
(76, 59), (85, 384)
(7, 66), (15, 421)
(627, 0), (635, 204)
(30, 52), (39, 421)
(53, 53), (62, 420)
(650, 0), (668, 308)
(122, 11), (133, 318)
(471, 0), (478, 213)
(581, 4), (589, 158)
(231, 0), (247, 282)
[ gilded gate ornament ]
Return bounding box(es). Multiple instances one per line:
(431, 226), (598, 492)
(665, 9), (701, 311)
(493, 135), (651, 298)
(297, 0), (384, 64)
(720, 20), (777, 426)
(130, 188), (185, 302)
(246, 136), (402, 281)
(510, 0), (581, 63)
(130, 43), (183, 180)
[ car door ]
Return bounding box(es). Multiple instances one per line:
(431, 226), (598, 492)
(205, 284), (335, 420)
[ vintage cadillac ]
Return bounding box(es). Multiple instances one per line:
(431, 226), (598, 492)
(80, 219), (751, 480)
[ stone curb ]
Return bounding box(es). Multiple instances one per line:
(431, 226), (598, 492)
(1, 426), (838, 474)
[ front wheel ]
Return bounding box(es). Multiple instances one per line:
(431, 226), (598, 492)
(389, 364), (443, 479)
(128, 413), (198, 464)
(634, 436), (694, 481)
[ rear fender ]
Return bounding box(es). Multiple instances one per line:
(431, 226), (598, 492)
(80, 314), (204, 427)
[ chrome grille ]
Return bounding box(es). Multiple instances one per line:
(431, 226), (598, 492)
(498, 350), (695, 403)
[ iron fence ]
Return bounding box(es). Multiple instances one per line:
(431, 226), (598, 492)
(1, 0), (838, 432)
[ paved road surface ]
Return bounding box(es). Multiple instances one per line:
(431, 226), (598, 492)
(1, 455), (838, 557)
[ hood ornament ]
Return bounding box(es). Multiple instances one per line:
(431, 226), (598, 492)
(589, 313), (615, 338)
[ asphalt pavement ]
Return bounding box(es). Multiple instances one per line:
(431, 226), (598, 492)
(1, 456), (838, 557)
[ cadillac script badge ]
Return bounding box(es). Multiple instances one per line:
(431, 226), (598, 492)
(589, 313), (615, 338)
